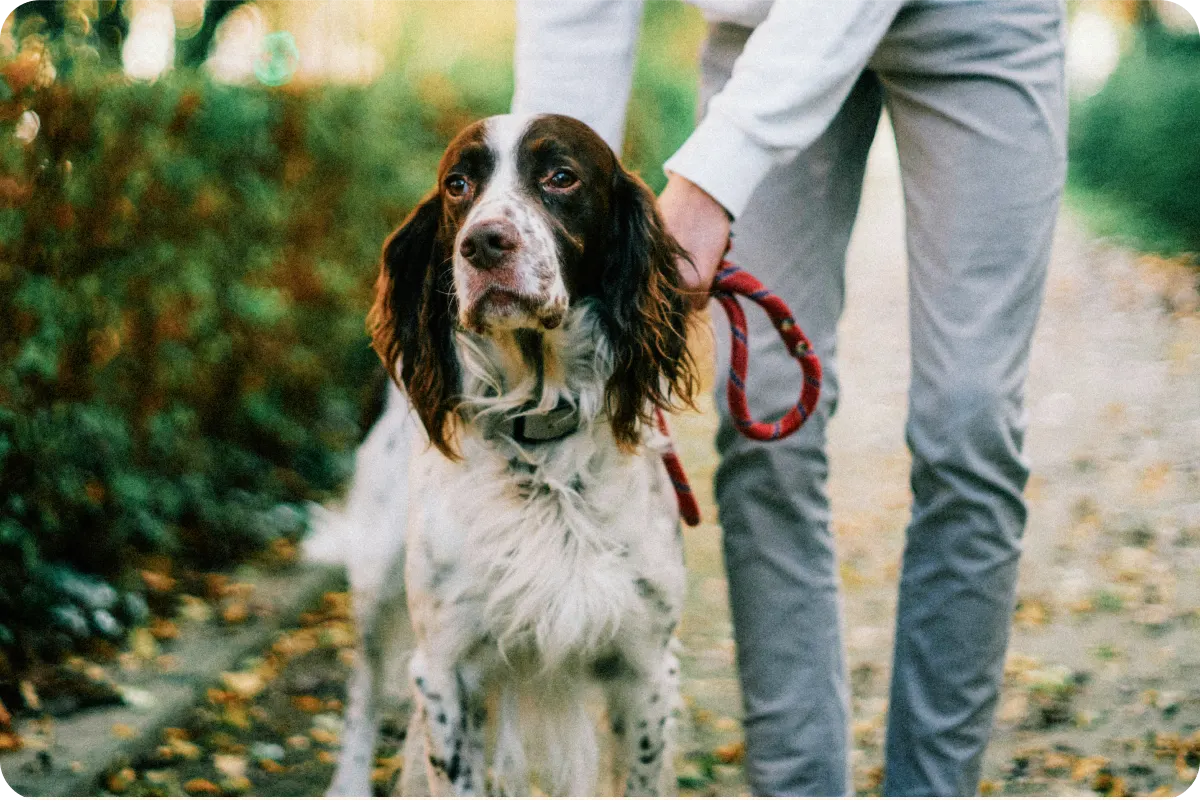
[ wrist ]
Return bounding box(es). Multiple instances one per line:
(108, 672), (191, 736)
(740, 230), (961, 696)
(664, 171), (734, 223)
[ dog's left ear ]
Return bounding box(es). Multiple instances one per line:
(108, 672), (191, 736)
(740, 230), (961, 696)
(600, 167), (698, 449)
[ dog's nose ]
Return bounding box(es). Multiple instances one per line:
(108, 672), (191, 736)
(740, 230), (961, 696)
(460, 220), (519, 270)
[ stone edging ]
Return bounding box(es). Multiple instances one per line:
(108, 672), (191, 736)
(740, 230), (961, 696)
(0, 563), (346, 798)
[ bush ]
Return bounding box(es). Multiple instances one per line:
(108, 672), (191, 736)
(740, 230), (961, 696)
(1070, 29), (1200, 257)
(0, 34), (509, 671)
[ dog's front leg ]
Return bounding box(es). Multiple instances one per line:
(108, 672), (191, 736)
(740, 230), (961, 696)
(408, 648), (487, 795)
(609, 648), (680, 796)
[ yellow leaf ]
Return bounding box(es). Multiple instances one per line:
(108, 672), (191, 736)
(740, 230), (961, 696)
(111, 723), (137, 740)
(714, 740), (744, 764)
(221, 671), (266, 699)
(1071, 756), (1109, 782)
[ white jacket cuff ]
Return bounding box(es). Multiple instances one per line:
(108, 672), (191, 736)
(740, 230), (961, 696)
(663, 114), (781, 220)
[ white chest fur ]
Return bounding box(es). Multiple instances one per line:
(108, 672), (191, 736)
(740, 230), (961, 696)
(404, 423), (683, 672)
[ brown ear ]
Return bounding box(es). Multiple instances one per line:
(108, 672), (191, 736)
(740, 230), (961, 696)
(367, 193), (462, 457)
(599, 168), (698, 449)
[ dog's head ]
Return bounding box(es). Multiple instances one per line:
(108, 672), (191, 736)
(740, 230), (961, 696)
(369, 113), (697, 457)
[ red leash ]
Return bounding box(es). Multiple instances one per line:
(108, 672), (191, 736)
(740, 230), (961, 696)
(657, 260), (822, 527)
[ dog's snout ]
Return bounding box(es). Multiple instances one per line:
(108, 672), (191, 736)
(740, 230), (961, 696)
(460, 220), (519, 270)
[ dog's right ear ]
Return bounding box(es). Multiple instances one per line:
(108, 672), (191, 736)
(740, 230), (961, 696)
(367, 192), (462, 458)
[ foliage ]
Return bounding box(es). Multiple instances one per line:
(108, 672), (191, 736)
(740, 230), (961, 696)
(1069, 28), (1200, 260)
(0, 37), (490, 672)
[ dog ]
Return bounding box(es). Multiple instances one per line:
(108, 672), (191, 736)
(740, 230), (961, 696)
(322, 113), (699, 796)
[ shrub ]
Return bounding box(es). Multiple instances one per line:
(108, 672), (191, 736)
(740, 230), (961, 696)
(0, 35), (498, 671)
(1070, 29), (1200, 257)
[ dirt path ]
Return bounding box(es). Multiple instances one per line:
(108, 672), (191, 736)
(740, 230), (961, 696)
(670, 120), (1200, 796)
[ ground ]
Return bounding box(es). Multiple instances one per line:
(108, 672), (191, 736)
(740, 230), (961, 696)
(74, 123), (1200, 796)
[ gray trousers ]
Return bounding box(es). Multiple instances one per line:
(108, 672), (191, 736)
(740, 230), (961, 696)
(702, 2), (1067, 795)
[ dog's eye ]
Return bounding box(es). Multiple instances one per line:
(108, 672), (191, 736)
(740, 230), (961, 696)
(445, 175), (470, 198)
(544, 169), (579, 191)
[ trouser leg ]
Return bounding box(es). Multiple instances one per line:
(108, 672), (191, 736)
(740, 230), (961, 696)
(700, 22), (882, 796)
(870, 2), (1068, 795)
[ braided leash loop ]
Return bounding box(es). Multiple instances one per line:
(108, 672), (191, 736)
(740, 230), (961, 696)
(658, 260), (822, 526)
(712, 261), (822, 441)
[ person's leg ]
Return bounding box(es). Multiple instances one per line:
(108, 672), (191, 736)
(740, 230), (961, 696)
(870, 2), (1068, 795)
(700, 22), (882, 796)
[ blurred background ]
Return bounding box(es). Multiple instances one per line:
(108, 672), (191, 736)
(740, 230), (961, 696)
(0, 1), (1197, 795)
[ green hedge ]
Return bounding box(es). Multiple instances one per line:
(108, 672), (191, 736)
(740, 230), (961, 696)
(1069, 29), (1200, 256)
(0, 39), (514, 670)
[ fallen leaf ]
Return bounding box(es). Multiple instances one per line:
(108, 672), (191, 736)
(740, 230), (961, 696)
(310, 727), (339, 745)
(1072, 755), (1109, 782)
(214, 753), (248, 778)
(172, 739), (201, 760)
(221, 775), (253, 793)
(222, 701), (251, 729)
(1177, 752), (1198, 782)
(183, 777), (222, 795)
(149, 618), (180, 641)
(292, 695), (323, 713)
(1014, 598), (1050, 627)
(714, 740), (745, 764)
(317, 749), (337, 764)
(179, 595), (212, 623)
(111, 723), (137, 740)
(286, 734), (311, 750)
(1044, 750), (1074, 775)
(107, 767), (137, 793)
(19, 680), (40, 711)
(140, 570), (176, 594)
(852, 719), (882, 748)
(221, 671), (266, 699)
(221, 601), (251, 625)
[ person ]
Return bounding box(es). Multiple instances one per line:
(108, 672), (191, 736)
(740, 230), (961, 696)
(512, 1), (1066, 795)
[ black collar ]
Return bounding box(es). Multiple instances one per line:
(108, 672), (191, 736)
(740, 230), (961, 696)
(497, 400), (582, 444)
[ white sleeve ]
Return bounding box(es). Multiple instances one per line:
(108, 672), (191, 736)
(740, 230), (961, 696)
(512, 0), (645, 154)
(663, 0), (903, 218)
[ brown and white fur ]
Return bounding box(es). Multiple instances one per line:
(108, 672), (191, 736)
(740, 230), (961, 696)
(322, 113), (698, 796)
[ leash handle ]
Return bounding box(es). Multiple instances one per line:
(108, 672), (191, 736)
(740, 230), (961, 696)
(656, 259), (822, 527)
(711, 262), (823, 441)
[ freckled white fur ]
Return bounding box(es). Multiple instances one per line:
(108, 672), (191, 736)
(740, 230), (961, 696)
(452, 114), (569, 330)
(322, 303), (685, 796)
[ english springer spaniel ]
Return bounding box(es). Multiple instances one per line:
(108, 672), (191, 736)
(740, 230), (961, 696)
(323, 113), (698, 796)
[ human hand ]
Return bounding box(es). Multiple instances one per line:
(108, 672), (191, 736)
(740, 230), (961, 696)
(658, 172), (731, 311)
